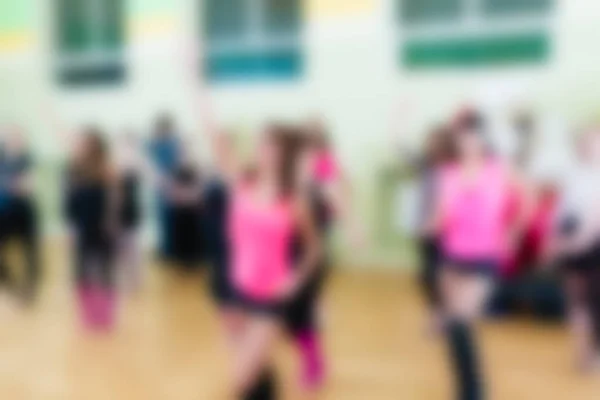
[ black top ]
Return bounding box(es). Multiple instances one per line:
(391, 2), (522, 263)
(0, 151), (33, 210)
(64, 167), (110, 238)
(203, 176), (229, 257)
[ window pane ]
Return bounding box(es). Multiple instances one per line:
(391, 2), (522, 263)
(205, 0), (247, 41)
(264, 0), (301, 37)
(98, 0), (124, 51)
(400, 0), (462, 24)
(483, 0), (553, 16)
(205, 48), (302, 81)
(57, 0), (91, 53)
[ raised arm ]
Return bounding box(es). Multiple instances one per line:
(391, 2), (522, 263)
(185, 43), (239, 183)
(43, 99), (79, 157)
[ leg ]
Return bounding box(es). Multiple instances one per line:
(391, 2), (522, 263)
(420, 238), (442, 309)
(75, 239), (95, 328)
(285, 267), (327, 389)
(21, 202), (40, 303)
(419, 238), (443, 334)
(118, 229), (143, 293)
(233, 315), (280, 398)
(564, 270), (596, 371)
(440, 267), (492, 400)
(97, 238), (117, 329)
(0, 212), (12, 287)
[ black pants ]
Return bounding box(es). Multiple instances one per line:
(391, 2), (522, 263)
(419, 237), (441, 308)
(285, 261), (328, 334)
(170, 205), (202, 267)
(75, 234), (115, 289)
(0, 199), (40, 293)
(564, 267), (600, 348)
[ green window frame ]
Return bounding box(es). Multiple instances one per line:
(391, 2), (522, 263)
(398, 0), (554, 69)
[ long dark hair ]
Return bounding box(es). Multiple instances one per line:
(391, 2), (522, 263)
(424, 125), (456, 166)
(75, 127), (110, 183)
(267, 123), (307, 198)
(451, 109), (495, 159)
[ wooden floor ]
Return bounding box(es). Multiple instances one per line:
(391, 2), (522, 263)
(1, 245), (600, 399)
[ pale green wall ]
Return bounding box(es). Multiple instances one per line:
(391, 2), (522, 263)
(2, 0), (600, 268)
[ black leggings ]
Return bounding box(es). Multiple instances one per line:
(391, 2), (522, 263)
(0, 200), (40, 292)
(419, 237), (441, 308)
(75, 234), (115, 289)
(285, 262), (328, 334)
(447, 318), (484, 400)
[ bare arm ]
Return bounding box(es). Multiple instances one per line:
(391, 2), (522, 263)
(186, 45), (239, 183)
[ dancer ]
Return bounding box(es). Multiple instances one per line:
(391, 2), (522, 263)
(192, 83), (321, 399)
(283, 117), (363, 390)
(547, 127), (600, 372)
(0, 125), (39, 303)
(147, 114), (181, 260)
(64, 129), (119, 331)
(202, 133), (235, 314)
(393, 124), (455, 333)
(168, 141), (203, 269)
(426, 110), (531, 400)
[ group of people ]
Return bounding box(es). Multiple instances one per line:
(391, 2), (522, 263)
(35, 83), (354, 399)
(406, 108), (600, 399)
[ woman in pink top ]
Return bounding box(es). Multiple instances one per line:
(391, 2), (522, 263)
(426, 110), (531, 400)
(193, 86), (321, 398)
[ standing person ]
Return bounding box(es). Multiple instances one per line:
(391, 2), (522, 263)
(192, 87), (321, 399)
(202, 138), (235, 309)
(395, 126), (455, 333)
(0, 126), (39, 303)
(114, 132), (144, 294)
(283, 117), (363, 391)
(167, 142), (203, 269)
(147, 114), (180, 260)
(426, 110), (531, 400)
(64, 129), (119, 331)
(547, 127), (600, 373)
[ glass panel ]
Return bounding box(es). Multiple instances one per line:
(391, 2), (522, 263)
(264, 0), (300, 37)
(400, 0), (462, 24)
(205, 0), (247, 41)
(483, 0), (553, 16)
(98, 0), (124, 50)
(57, 0), (91, 53)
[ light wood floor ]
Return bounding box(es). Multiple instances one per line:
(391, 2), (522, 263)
(1, 244), (600, 399)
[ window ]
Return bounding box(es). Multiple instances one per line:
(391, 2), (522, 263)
(56, 0), (125, 86)
(203, 0), (303, 82)
(397, 0), (554, 69)
(400, 0), (462, 25)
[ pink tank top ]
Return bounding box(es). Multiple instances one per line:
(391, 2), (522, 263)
(439, 159), (511, 261)
(312, 151), (339, 183)
(228, 185), (295, 300)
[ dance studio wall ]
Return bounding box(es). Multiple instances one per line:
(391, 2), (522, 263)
(1, 0), (600, 268)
